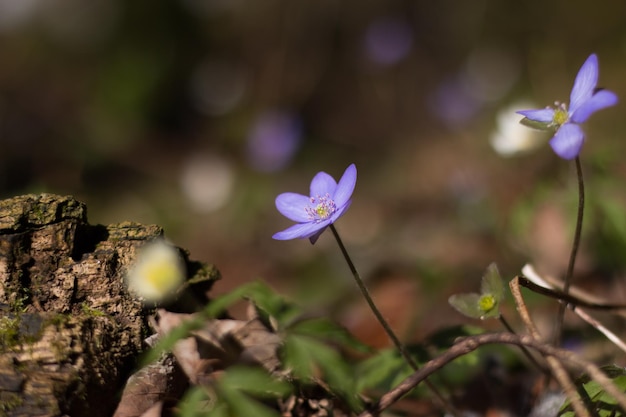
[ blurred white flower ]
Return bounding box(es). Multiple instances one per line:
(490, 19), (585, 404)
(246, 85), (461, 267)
(180, 153), (235, 213)
(127, 240), (185, 303)
(490, 101), (544, 157)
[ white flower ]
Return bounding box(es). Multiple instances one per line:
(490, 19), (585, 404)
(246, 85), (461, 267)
(127, 240), (185, 303)
(490, 101), (544, 157)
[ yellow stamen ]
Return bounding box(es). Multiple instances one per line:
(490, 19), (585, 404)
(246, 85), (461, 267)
(316, 205), (330, 218)
(478, 293), (496, 313)
(553, 106), (569, 126)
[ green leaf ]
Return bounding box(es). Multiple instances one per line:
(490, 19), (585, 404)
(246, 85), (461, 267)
(177, 368), (289, 417)
(283, 334), (362, 411)
(244, 282), (303, 329)
(203, 282), (268, 317)
(218, 385), (283, 417)
(448, 293), (484, 319)
(219, 366), (292, 398)
(355, 348), (413, 393)
(289, 318), (372, 353)
(177, 386), (216, 417)
(559, 365), (626, 417)
(480, 262), (504, 303)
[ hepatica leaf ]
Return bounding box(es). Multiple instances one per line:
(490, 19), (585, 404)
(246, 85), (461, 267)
(288, 317), (372, 353)
(355, 348), (414, 393)
(283, 333), (362, 411)
(245, 281), (303, 329)
(177, 367), (291, 417)
(220, 366), (292, 398)
(559, 365), (626, 417)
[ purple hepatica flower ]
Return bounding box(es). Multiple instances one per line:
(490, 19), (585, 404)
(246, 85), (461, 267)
(273, 164), (357, 244)
(517, 54), (618, 160)
(364, 17), (413, 66)
(247, 110), (302, 172)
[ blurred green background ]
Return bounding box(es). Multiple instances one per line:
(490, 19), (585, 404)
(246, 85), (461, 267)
(2, 0), (626, 345)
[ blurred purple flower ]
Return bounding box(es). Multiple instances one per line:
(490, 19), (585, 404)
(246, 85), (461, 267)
(247, 110), (302, 172)
(273, 164), (356, 244)
(517, 54), (618, 160)
(429, 77), (481, 126)
(364, 17), (412, 66)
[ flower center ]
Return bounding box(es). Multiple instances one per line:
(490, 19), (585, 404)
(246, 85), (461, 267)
(552, 102), (569, 126)
(478, 293), (496, 313)
(305, 193), (337, 222)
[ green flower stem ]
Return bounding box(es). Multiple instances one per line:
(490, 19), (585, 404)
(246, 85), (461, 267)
(329, 224), (457, 415)
(555, 156), (585, 346)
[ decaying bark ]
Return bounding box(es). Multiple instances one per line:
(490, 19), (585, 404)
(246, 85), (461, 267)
(0, 194), (220, 416)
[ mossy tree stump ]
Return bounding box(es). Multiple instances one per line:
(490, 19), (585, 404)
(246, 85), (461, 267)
(0, 194), (218, 416)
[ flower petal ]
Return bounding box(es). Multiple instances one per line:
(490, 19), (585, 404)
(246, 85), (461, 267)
(273, 222), (324, 240)
(516, 108), (555, 123)
(305, 219), (332, 237)
(310, 171), (337, 197)
(549, 123), (584, 160)
(275, 192), (312, 222)
(333, 164), (357, 207)
(569, 54), (598, 114)
(570, 89), (618, 123)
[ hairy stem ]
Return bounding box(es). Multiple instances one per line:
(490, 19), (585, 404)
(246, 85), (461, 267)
(555, 156), (585, 346)
(329, 224), (456, 415)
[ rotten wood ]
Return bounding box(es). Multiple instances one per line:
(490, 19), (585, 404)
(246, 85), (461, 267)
(0, 194), (220, 416)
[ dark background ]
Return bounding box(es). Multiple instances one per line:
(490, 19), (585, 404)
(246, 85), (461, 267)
(1, 0), (626, 347)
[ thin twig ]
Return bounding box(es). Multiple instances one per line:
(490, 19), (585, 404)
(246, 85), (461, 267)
(521, 265), (626, 353)
(509, 276), (590, 417)
(517, 275), (626, 311)
(357, 332), (626, 417)
(498, 314), (549, 375)
(522, 263), (626, 312)
(328, 224), (458, 416)
(574, 307), (626, 354)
